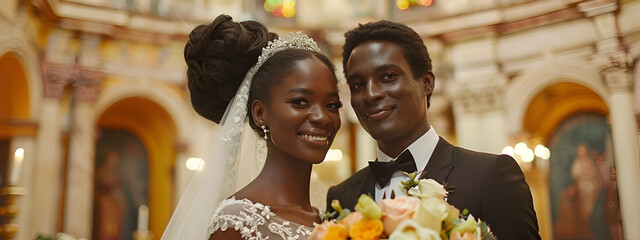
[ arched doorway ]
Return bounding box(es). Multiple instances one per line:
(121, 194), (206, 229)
(523, 82), (608, 140)
(0, 52), (33, 187)
(95, 97), (177, 239)
(523, 82), (622, 240)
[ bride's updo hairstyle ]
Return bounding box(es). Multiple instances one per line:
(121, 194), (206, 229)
(185, 15), (337, 136)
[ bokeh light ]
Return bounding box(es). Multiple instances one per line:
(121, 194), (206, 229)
(396, 0), (410, 10)
(186, 157), (204, 172)
(501, 146), (515, 157)
(264, 0), (296, 18)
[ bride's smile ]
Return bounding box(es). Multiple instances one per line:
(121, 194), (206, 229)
(258, 57), (342, 164)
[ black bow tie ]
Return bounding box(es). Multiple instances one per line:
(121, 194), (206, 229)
(369, 150), (417, 187)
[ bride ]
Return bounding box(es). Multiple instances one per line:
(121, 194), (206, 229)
(161, 14), (342, 240)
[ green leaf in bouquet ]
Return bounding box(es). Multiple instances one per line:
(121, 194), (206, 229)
(322, 210), (336, 221)
(478, 221), (497, 240)
(327, 199), (352, 221)
(399, 171), (420, 193)
(444, 183), (456, 195)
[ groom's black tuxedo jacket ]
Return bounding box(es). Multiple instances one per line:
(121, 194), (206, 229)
(326, 137), (541, 240)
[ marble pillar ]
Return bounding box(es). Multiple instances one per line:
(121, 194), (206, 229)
(580, 1), (640, 237)
(448, 35), (508, 154)
(62, 73), (101, 239)
(600, 60), (640, 240)
(29, 70), (66, 237)
(450, 80), (508, 154)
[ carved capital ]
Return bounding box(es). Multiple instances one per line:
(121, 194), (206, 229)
(72, 70), (103, 102)
(449, 80), (505, 115)
(43, 64), (71, 99)
(42, 63), (104, 101)
(600, 64), (633, 93)
(595, 51), (633, 93)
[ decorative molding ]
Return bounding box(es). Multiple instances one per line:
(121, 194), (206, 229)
(1, 118), (39, 137)
(599, 59), (633, 92)
(42, 62), (104, 101)
(410, 0), (585, 38)
(32, 0), (193, 42)
(43, 64), (70, 99)
(72, 70), (103, 102)
(449, 79), (506, 115)
(578, 0), (618, 17)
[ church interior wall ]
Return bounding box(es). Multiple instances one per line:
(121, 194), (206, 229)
(1, 0), (639, 239)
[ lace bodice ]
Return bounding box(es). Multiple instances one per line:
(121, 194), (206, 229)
(208, 197), (316, 240)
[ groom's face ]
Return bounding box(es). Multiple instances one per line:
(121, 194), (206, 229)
(345, 40), (432, 151)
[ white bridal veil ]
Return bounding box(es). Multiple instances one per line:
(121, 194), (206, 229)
(161, 31), (320, 240)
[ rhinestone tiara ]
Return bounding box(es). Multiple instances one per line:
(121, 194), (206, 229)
(255, 31), (321, 67)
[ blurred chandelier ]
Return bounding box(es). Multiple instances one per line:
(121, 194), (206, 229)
(263, 0), (296, 18)
(396, 0), (433, 10)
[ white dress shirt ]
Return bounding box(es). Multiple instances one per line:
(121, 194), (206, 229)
(374, 127), (439, 202)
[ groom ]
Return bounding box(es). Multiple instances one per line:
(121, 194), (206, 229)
(327, 20), (541, 240)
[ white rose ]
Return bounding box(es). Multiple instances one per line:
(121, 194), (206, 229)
(412, 197), (449, 232)
(388, 219), (442, 240)
(408, 179), (448, 200)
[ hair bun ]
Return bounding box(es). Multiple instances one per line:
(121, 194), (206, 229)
(185, 14), (277, 123)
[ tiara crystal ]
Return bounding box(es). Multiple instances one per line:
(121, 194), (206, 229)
(255, 31), (321, 67)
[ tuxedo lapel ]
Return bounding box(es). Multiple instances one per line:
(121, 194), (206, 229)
(356, 168), (376, 198)
(344, 167), (375, 209)
(420, 137), (454, 184)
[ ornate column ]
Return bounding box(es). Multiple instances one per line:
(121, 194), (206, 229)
(30, 65), (68, 236)
(580, 1), (640, 238)
(448, 34), (508, 153)
(601, 59), (639, 240)
(449, 80), (507, 153)
(62, 69), (102, 239)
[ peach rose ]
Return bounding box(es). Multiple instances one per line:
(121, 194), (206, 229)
(310, 221), (348, 240)
(379, 196), (420, 236)
(340, 211), (364, 231)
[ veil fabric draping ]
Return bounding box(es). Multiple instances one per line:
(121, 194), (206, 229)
(161, 31), (320, 240)
(160, 56), (262, 240)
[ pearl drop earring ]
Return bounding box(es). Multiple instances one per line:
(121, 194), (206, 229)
(261, 125), (270, 140)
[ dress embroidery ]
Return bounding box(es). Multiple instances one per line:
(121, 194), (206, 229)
(209, 198), (315, 240)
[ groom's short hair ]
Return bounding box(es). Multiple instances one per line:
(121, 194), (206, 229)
(342, 20), (432, 79)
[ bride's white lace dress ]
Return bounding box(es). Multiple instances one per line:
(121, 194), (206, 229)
(208, 197), (316, 239)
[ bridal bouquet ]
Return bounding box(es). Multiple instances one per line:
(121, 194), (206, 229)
(311, 173), (495, 240)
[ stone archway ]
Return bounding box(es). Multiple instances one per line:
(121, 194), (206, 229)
(93, 80), (192, 237)
(0, 52), (38, 240)
(94, 96), (178, 239)
(0, 53), (32, 139)
(505, 64), (609, 135)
